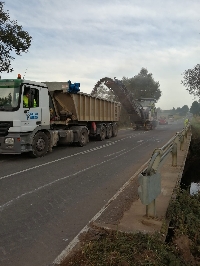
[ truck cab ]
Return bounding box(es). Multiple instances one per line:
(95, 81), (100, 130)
(0, 77), (50, 155)
(137, 98), (158, 129)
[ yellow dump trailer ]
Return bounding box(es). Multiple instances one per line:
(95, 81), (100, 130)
(46, 81), (121, 148)
(51, 90), (120, 122)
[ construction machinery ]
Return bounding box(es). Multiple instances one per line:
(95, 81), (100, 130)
(0, 76), (121, 157)
(93, 77), (158, 130)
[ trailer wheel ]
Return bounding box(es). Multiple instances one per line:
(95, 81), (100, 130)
(97, 125), (106, 141)
(30, 132), (49, 157)
(78, 128), (88, 147)
(112, 123), (118, 137)
(106, 124), (112, 139)
(132, 124), (137, 130)
(145, 123), (152, 131)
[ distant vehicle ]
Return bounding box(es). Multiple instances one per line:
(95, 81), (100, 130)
(159, 116), (168, 125)
(168, 114), (174, 123)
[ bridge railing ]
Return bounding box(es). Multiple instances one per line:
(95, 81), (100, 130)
(138, 124), (191, 217)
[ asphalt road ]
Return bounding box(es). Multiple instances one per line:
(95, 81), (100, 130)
(0, 120), (185, 266)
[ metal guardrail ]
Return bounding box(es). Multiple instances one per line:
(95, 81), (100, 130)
(138, 124), (191, 218)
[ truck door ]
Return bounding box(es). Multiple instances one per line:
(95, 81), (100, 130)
(21, 85), (42, 132)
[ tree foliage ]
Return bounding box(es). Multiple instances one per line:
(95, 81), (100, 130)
(171, 107), (176, 115)
(122, 68), (162, 101)
(181, 64), (200, 97)
(0, 1), (32, 72)
(91, 68), (161, 104)
(180, 105), (189, 116)
(0, 92), (12, 106)
(91, 84), (117, 101)
(190, 101), (200, 116)
(169, 105), (189, 116)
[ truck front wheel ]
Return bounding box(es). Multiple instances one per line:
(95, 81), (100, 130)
(30, 132), (49, 157)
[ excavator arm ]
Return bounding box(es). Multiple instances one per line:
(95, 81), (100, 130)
(93, 77), (146, 124)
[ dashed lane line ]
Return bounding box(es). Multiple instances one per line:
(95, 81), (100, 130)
(52, 160), (150, 265)
(0, 132), (147, 181)
(0, 141), (148, 212)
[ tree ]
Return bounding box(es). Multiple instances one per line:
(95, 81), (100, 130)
(0, 92), (12, 105)
(7, 92), (12, 103)
(122, 68), (162, 101)
(0, 1), (32, 72)
(176, 107), (181, 115)
(156, 107), (162, 113)
(190, 101), (200, 116)
(179, 105), (189, 116)
(171, 107), (176, 115)
(91, 84), (117, 101)
(181, 64), (200, 97)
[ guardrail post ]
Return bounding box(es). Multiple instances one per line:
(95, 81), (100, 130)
(180, 132), (184, 151)
(171, 142), (177, 166)
(138, 172), (161, 218)
(185, 128), (188, 138)
(138, 149), (162, 218)
(146, 199), (156, 217)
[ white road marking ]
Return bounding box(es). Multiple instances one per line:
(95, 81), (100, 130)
(52, 160), (149, 265)
(0, 141), (147, 212)
(0, 133), (143, 181)
(104, 149), (126, 158)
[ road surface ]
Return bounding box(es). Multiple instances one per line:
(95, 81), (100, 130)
(0, 120), (184, 266)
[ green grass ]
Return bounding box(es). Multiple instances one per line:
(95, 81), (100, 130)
(65, 230), (184, 266)
(62, 189), (200, 266)
(167, 190), (200, 258)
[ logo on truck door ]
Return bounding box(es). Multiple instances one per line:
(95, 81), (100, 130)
(25, 111), (38, 120)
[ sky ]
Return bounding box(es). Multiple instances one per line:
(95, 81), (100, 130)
(2, 0), (200, 109)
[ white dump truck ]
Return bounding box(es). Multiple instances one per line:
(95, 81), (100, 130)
(0, 75), (121, 157)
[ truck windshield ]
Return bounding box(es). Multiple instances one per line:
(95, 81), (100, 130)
(0, 79), (21, 111)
